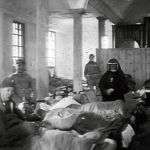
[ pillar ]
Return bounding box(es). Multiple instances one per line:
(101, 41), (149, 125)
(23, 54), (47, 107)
(112, 25), (116, 48)
(0, 10), (4, 83)
(97, 17), (106, 49)
(3, 14), (13, 76)
(73, 11), (83, 92)
(36, 0), (49, 99)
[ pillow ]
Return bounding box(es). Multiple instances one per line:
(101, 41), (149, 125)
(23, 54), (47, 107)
(43, 108), (80, 130)
(80, 100), (124, 122)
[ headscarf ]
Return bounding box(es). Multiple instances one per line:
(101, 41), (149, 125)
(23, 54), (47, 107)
(107, 58), (124, 76)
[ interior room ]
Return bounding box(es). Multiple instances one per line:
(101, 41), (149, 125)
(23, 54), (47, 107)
(0, 0), (150, 150)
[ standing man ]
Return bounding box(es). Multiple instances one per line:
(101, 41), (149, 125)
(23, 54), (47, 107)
(2, 59), (36, 106)
(84, 54), (101, 92)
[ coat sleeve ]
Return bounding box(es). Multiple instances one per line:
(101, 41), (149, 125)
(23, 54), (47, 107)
(115, 75), (130, 95)
(84, 64), (88, 76)
(99, 73), (108, 94)
(121, 74), (130, 94)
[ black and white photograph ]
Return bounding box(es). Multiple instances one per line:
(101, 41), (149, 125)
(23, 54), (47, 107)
(0, 0), (150, 150)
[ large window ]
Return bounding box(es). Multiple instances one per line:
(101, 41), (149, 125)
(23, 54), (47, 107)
(46, 31), (56, 67)
(46, 31), (56, 77)
(12, 21), (25, 64)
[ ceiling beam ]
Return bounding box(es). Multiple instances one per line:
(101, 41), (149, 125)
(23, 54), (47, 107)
(88, 0), (123, 24)
(66, 0), (89, 9)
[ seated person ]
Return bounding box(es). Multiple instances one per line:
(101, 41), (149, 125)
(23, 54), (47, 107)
(0, 85), (25, 120)
(99, 58), (129, 101)
(0, 85), (32, 147)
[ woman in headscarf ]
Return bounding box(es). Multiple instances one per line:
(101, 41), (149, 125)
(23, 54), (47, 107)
(99, 58), (129, 102)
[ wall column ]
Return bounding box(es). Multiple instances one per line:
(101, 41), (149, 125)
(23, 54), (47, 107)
(112, 25), (116, 48)
(0, 10), (5, 83)
(35, 0), (49, 99)
(73, 11), (83, 92)
(97, 17), (106, 49)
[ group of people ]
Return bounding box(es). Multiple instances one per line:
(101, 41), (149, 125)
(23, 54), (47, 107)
(1, 59), (36, 105)
(1, 54), (130, 111)
(84, 54), (129, 102)
(0, 59), (38, 147)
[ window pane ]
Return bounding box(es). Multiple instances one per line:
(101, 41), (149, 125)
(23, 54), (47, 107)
(12, 35), (18, 45)
(19, 47), (23, 57)
(12, 46), (18, 57)
(12, 21), (25, 62)
(19, 24), (22, 29)
(51, 33), (55, 41)
(19, 29), (22, 35)
(12, 24), (18, 34)
(46, 31), (56, 67)
(19, 36), (23, 46)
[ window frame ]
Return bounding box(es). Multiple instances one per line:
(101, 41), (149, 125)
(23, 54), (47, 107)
(12, 21), (25, 61)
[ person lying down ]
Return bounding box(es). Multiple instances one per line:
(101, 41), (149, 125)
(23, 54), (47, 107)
(42, 100), (135, 150)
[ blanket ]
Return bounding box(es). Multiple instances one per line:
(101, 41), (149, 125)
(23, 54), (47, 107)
(80, 100), (124, 121)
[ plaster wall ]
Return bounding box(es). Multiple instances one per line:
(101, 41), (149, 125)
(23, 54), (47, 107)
(50, 17), (98, 80)
(0, 4), (98, 84)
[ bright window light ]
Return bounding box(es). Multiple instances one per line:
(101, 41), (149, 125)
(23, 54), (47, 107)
(46, 31), (56, 67)
(101, 36), (110, 49)
(12, 21), (25, 65)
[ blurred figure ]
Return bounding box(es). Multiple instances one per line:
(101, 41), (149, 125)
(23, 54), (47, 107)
(99, 58), (129, 101)
(84, 54), (101, 93)
(0, 86), (25, 119)
(2, 59), (36, 106)
(0, 85), (33, 147)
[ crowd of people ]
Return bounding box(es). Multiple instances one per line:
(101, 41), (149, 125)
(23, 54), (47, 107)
(0, 54), (134, 115)
(0, 55), (149, 150)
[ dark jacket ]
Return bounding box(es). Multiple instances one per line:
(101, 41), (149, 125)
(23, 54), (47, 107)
(84, 61), (101, 76)
(99, 59), (129, 101)
(0, 103), (29, 147)
(84, 61), (101, 86)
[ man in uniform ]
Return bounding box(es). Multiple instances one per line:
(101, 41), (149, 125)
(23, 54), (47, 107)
(2, 59), (36, 106)
(84, 54), (101, 93)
